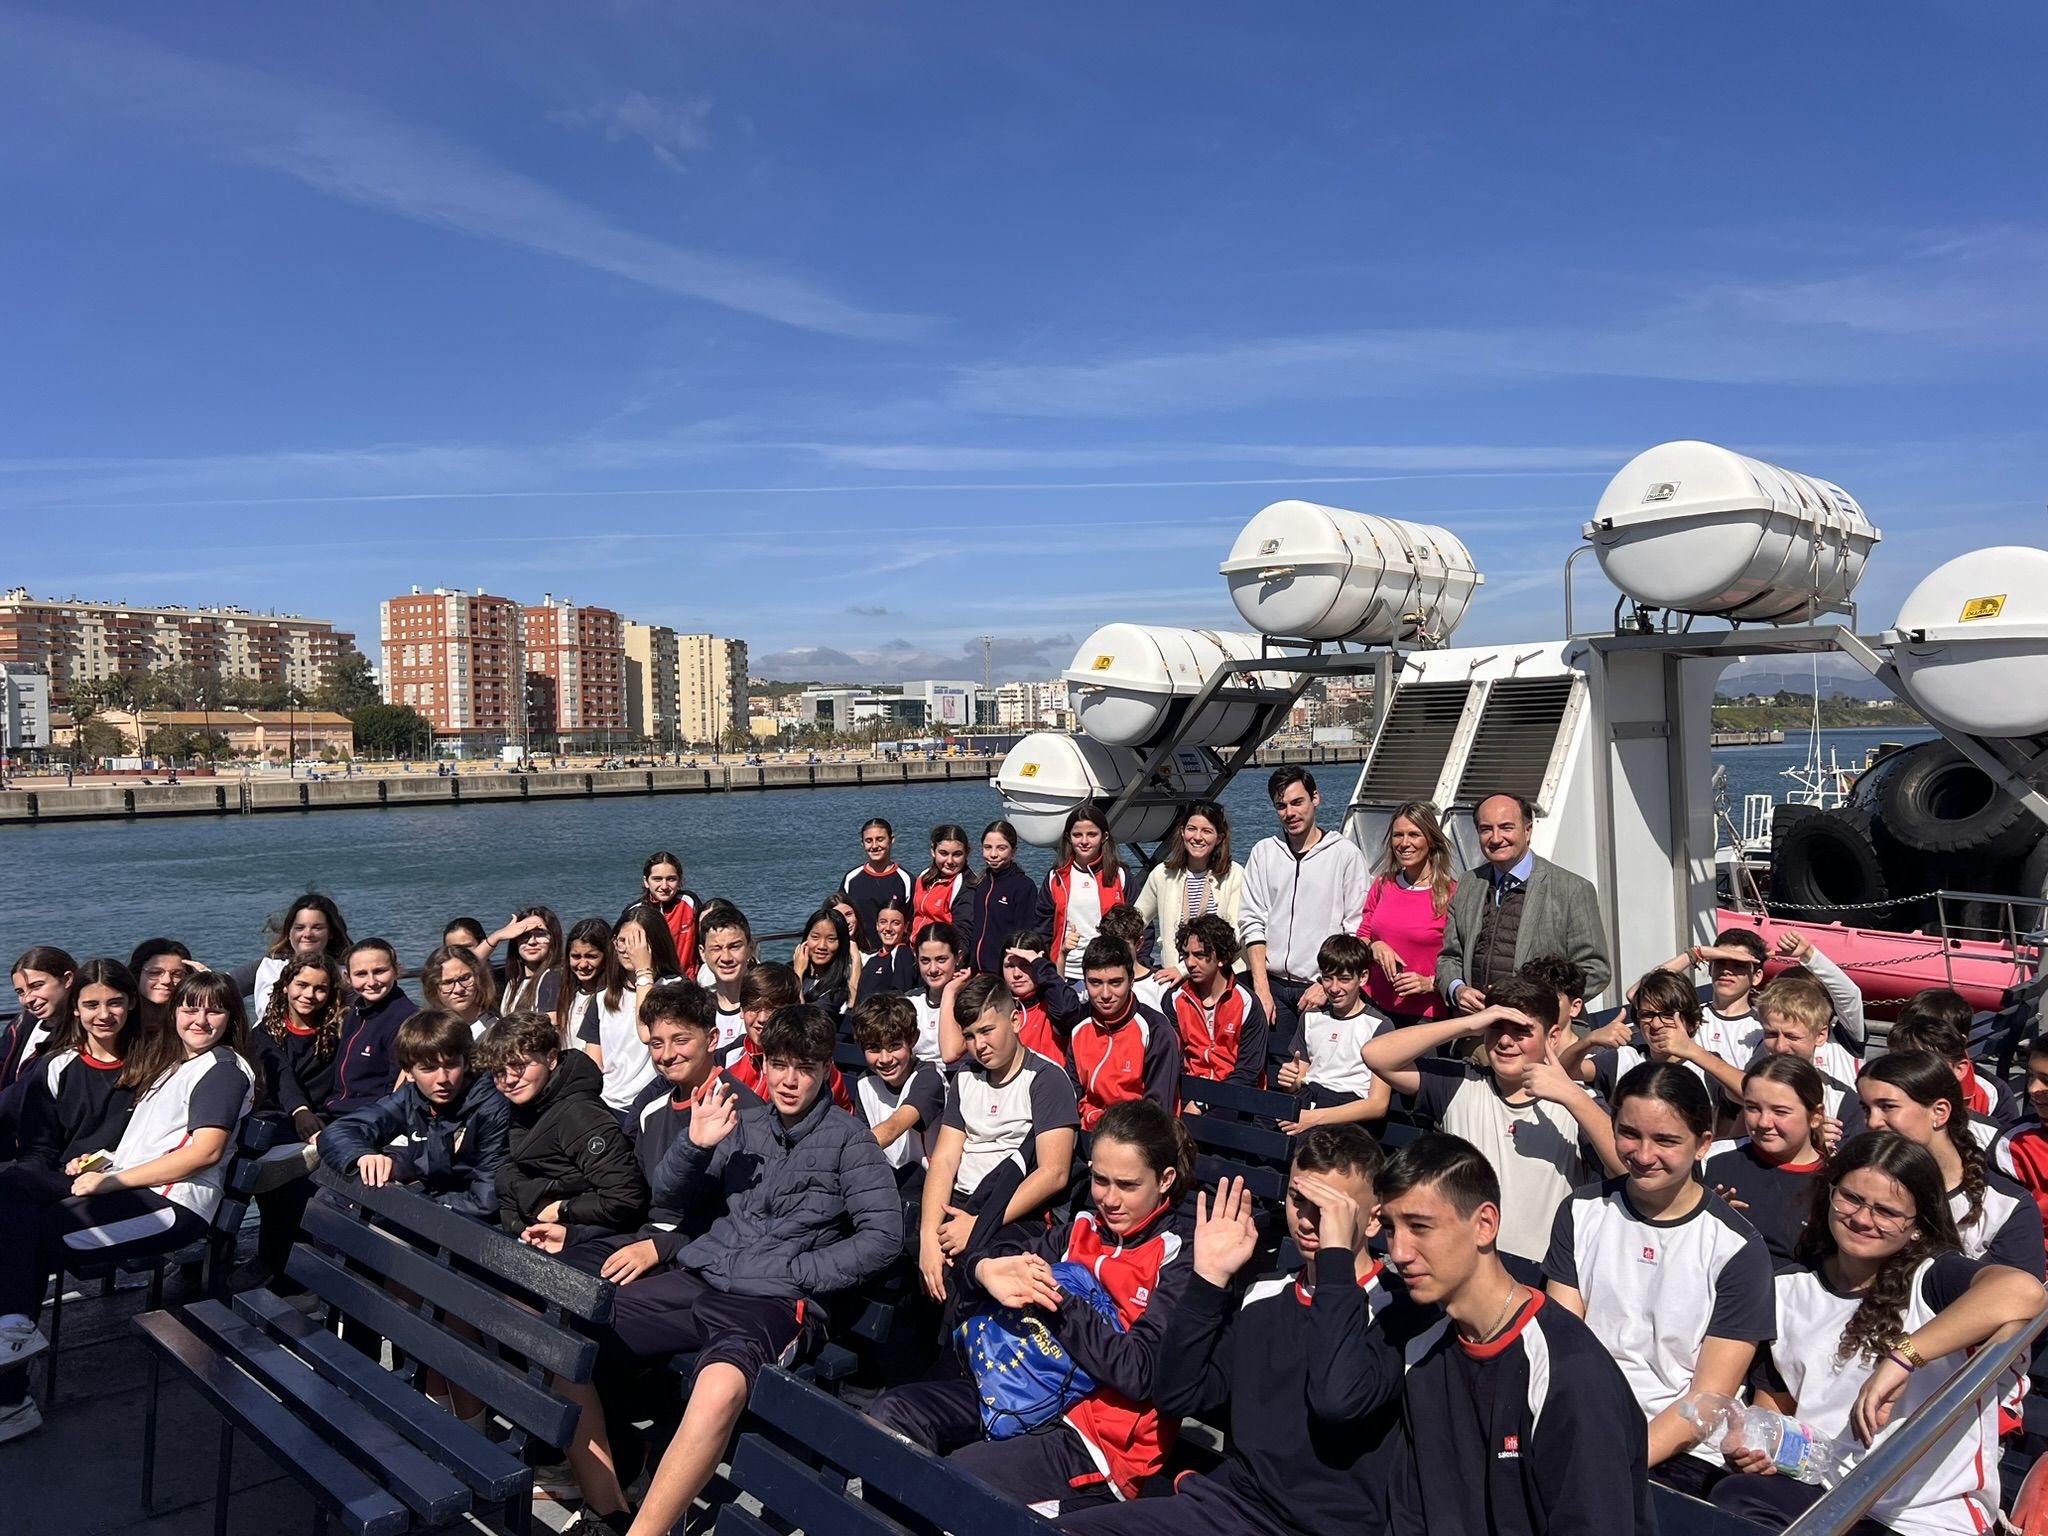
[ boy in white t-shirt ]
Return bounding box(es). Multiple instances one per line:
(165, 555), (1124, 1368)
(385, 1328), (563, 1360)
(851, 995), (945, 1196)
(1363, 971), (1624, 1265)
(1276, 934), (1391, 1133)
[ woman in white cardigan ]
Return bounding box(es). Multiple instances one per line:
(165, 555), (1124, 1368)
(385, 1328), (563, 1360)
(1135, 800), (1246, 981)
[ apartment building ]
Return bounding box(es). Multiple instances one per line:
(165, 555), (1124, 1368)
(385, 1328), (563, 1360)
(523, 595), (626, 745)
(0, 588), (357, 715)
(677, 634), (747, 745)
(379, 587), (524, 746)
(623, 621), (680, 748)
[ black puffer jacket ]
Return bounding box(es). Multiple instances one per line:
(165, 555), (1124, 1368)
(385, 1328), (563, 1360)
(495, 1050), (648, 1234)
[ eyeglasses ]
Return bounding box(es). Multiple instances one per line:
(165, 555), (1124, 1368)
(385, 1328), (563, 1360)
(438, 973), (477, 992)
(1830, 1188), (1913, 1233)
(1637, 1009), (1684, 1024)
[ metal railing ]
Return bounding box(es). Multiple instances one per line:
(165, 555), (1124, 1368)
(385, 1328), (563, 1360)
(1784, 1294), (2048, 1536)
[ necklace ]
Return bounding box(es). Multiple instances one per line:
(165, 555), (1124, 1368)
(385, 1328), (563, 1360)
(1464, 1282), (1524, 1344)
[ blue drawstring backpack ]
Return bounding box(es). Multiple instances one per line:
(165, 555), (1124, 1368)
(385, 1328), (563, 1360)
(956, 1261), (1126, 1440)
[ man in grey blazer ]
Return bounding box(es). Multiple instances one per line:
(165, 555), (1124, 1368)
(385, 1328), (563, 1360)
(1436, 793), (1611, 1011)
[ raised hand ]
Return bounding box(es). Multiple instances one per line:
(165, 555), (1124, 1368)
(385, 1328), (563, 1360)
(1192, 1177), (1260, 1287)
(689, 1077), (741, 1149)
(1276, 1052), (1309, 1091)
(1293, 1170), (1364, 1253)
(976, 1254), (1063, 1311)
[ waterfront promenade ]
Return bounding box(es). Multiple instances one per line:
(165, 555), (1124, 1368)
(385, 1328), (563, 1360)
(0, 742), (1370, 825)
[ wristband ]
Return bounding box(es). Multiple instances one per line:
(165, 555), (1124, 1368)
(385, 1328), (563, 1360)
(1886, 1350), (1917, 1374)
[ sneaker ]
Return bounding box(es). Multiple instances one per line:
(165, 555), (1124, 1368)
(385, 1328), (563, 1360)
(0, 1316), (48, 1368)
(563, 1510), (632, 1534)
(0, 1399), (42, 1446)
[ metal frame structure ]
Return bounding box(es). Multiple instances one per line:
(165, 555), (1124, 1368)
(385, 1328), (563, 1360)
(1093, 643), (1400, 866)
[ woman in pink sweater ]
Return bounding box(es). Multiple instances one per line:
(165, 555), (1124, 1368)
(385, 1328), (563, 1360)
(1356, 800), (1457, 1022)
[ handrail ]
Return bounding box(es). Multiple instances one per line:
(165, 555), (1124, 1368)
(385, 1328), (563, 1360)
(1784, 1293), (2048, 1536)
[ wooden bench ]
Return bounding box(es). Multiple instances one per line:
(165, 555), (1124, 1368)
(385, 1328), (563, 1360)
(133, 1165), (615, 1536)
(718, 1365), (1056, 1536)
(44, 1109), (283, 1403)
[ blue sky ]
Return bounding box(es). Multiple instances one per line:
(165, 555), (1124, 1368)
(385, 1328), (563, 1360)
(2, 2), (2043, 683)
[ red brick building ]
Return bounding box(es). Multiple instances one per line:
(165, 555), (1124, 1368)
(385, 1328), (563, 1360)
(522, 595), (626, 746)
(378, 588), (523, 748)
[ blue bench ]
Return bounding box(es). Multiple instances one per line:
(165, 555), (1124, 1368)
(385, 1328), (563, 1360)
(134, 1165), (615, 1536)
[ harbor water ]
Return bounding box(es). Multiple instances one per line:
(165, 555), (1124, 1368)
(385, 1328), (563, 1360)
(0, 726), (1935, 1004)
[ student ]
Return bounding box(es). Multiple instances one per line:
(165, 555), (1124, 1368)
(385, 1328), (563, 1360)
(912, 823), (972, 943)
(480, 905), (565, 1016)
(842, 816), (915, 945)
(240, 951), (350, 1288)
(441, 916), (488, 952)
(1275, 933), (1393, 1133)
(1132, 800), (1244, 980)
(954, 818), (1038, 975)
(1891, 988), (2018, 1131)
(1545, 1064), (1774, 1494)
(793, 906), (856, 1017)
(2, 946), (78, 1157)
(991, 930), (1082, 1066)
(871, 1100), (1195, 1517)
(1065, 1126), (1420, 1536)
(1363, 973), (1622, 1265)
(127, 938), (196, 1036)
(1708, 1132), (2044, 1535)
(1240, 767), (1370, 1050)
(1773, 928), (1871, 1056)
(550, 1006), (901, 1536)
(1858, 1051), (2045, 1275)
(1703, 1055), (1830, 1264)
(1159, 911), (1269, 1092)
(920, 977), (1080, 1303)
(1098, 905), (1169, 1013)
(1038, 802), (1128, 982)
(480, 1011), (648, 1239)
(1651, 928), (1769, 1075)
(1344, 799), (1459, 1024)
(567, 918), (653, 1121)
(698, 906), (755, 1050)
(1997, 1038), (2048, 1241)
(1675, 975), (1860, 1123)
(823, 888), (873, 969)
(326, 938), (420, 1117)
(721, 964), (857, 1112)
(613, 904), (685, 1027)
(910, 921), (966, 1063)
(10, 958), (142, 1184)
(419, 943), (500, 1040)
(859, 897), (919, 998)
(1559, 968), (1715, 1103)
(628, 849), (699, 979)
(229, 893), (350, 1021)
(1066, 936), (1181, 1133)
(0, 970), (258, 1445)
(850, 994), (945, 1193)
(532, 982), (722, 1287)
(1380, 1132), (1655, 1536)
(320, 1009), (511, 1221)
(253, 952), (349, 1146)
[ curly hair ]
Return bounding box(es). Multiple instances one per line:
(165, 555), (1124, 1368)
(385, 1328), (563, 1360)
(261, 951), (347, 1060)
(1863, 1051), (1987, 1233)
(1798, 1131), (1961, 1364)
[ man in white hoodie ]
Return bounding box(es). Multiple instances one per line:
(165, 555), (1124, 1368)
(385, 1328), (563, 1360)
(1239, 767), (1371, 1053)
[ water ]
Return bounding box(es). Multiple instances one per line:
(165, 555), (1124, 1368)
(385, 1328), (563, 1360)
(1713, 725), (1936, 806)
(0, 726), (1935, 1002)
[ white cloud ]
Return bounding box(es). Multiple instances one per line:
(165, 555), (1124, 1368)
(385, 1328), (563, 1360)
(552, 90), (714, 173)
(0, 12), (927, 340)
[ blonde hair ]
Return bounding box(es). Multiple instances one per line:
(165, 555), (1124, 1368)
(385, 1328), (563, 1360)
(1756, 975), (1832, 1036)
(1377, 801), (1457, 918)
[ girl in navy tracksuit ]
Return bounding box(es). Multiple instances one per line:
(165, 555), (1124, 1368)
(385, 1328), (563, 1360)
(8, 958), (143, 1190)
(870, 1099), (1195, 1517)
(953, 819), (1039, 975)
(860, 898), (920, 997)
(324, 939), (420, 1118)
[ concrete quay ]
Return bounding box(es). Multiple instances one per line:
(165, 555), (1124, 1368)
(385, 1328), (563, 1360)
(0, 743), (1370, 825)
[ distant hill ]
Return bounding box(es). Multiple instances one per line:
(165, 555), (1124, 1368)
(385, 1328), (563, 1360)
(1716, 656), (1898, 702)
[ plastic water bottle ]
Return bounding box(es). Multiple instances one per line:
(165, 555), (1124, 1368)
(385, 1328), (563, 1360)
(1678, 1393), (1858, 1486)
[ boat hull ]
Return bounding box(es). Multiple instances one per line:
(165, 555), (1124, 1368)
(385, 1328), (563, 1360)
(1714, 908), (2032, 1015)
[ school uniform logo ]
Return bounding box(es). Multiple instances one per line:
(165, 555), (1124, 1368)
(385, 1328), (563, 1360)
(1498, 1435), (1521, 1460)
(1640, 1244), (1658, 1264)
